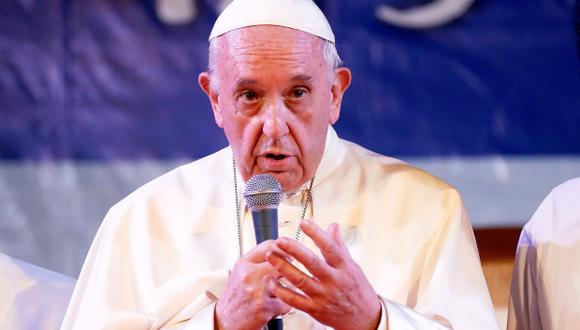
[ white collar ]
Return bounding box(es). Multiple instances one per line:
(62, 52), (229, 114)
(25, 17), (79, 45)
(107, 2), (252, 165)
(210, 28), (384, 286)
(313, 125), (346, 189)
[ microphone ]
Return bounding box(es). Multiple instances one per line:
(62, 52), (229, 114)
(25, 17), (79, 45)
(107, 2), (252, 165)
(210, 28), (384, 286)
(243, 174), (284, 330)
(244, 174), (283, 243)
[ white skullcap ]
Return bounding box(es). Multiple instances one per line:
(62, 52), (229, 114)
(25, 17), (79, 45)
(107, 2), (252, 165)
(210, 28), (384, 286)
(209, 0), (335, 43)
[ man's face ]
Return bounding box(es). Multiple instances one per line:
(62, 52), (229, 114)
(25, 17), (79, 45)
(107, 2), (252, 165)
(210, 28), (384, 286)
(200, 25), (350, 192)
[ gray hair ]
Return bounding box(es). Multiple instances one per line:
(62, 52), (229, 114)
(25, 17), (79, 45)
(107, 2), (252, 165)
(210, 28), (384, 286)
(207, 36), (342, 92)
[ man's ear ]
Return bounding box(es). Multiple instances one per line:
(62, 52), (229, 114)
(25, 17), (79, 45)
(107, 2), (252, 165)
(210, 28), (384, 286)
(329, 67), (352, 125)
(198, 71), (223, 128)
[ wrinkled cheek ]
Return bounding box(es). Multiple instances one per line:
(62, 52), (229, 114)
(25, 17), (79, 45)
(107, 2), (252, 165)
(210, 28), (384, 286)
(285, 159), (303, 180)
(238, 145), (260, 181)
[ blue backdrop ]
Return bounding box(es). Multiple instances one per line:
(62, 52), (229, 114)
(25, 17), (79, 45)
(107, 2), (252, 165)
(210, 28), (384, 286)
(1, 0), (579, 160)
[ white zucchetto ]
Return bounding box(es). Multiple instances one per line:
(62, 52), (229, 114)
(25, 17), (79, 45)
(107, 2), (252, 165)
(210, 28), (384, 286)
(209, 0), (335, 43)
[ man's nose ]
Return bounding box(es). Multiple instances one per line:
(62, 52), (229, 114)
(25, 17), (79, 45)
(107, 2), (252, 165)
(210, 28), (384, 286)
(262, 99), (289, 139)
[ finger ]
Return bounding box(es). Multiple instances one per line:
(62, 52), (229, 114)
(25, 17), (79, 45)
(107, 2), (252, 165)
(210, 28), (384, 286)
(263, 277), (294, 313)
(275, 237), (334, 280)
(300, 219), (344, 267)
(328, 223), (347, 251)
(265, 296), (292, 317)
(230, 262), (276, 289)
(246, 240), (292, 263)
(266, 251), (323, 296)
(262, 275), (277, 297)
(253, 283), (291, 323)
(266, 276), (312, 313)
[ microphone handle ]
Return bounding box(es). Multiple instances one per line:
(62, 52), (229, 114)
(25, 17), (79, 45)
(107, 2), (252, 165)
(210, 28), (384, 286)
(251, 209), (279, 243)
(251, 209), (282, 330)
(267, 318), (283, 330)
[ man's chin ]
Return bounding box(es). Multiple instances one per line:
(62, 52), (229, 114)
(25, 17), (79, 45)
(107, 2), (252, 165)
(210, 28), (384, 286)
(254, 171), (301, 192)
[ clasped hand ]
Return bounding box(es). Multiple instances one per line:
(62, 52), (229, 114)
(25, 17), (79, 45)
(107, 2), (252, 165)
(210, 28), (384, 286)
(216, 220), (381, 330)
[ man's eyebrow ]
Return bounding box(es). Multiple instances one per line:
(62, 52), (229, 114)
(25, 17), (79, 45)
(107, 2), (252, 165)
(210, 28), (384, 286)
(234, 78), (259, 87)
(233, 75), (312, 87)
(291, 74), (312, 82)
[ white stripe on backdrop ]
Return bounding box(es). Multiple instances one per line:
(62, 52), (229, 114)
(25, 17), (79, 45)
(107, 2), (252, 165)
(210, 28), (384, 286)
(1, 156), (579, 277)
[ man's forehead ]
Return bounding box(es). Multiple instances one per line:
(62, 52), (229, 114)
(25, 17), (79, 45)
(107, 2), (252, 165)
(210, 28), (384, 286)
(213, 26), (328, 85)
(233, 74), (313, 87)
(219, 25), (322, 50)
(215, 26), (324, 66)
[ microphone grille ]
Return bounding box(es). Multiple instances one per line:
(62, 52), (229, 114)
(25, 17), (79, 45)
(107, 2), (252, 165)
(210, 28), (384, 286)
(243, 174), (283, 210)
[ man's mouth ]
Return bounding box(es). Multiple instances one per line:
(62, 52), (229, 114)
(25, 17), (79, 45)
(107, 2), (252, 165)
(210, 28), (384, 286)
(266, 153), (287, 160)
(258, 153), (293, 171)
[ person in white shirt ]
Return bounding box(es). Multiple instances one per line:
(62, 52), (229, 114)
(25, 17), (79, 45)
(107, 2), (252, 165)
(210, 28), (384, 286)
(508, 177), (580, 329)
(0, 253), (75, 330)
(62, 0), (498, 329)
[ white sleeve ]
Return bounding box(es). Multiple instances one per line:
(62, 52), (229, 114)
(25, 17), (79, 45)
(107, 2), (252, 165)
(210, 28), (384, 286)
(369, 189), (499, 330)
(507, 227), (541, 330)
(61, 203), (229, 330)
(166, 301), (217, 329)
(380, 297), (451, 330)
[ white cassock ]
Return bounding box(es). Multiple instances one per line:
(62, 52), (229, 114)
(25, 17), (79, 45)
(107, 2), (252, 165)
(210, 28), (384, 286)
(508, 177), (580, 330)
(0, 253), (75, 330)
(62, 127), (498, 330)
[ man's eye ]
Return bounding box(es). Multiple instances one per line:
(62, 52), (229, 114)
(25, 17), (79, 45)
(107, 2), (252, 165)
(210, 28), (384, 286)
(291, 88), (308, 99)
(239, 91), (258, 102)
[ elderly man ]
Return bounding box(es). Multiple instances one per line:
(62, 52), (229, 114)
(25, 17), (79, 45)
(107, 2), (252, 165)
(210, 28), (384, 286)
(62, 0), (497, 329)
